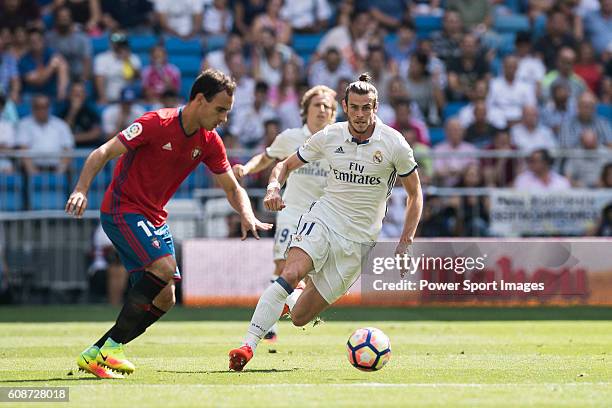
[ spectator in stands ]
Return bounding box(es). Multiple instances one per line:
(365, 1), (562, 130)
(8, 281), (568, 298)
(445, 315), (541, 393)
(401, 126), (433, 184)
(564, 128), (611, 187)
(229, 81), (278, 148)
(50, 0), (102, 35)
(405, 51), (444, 126)
(556, 0), (585, 41)
(308, 47), (354, 90)
(594, 203), (612, 236)
(252, 0), (292, 44)
(431, 10), (464, 62)
(16, 94), (74, 174)
(46, 7), (92, 82)
(600, 162), (612, 187)
(226, 50), (255, 112)
(450, 163), (489, 237)
(515, 31), (546, 92)
(540, 80), (576, 136)
(58, 81), (102, 148)
(0, 93), (15, 173)
(280, 0), (331, 33)
(447, 0), (492, 31)
(0, 0), (42, 31)
(377, 76), (424, 124)
(542, 47), (587, 102)
(433, 118), (478, 186)
(0, 31), (20, 102)
(511, 105), (557, 151)
(487, 54), (537, 126)
(100, 0), (153, 33)
(252, 27), (298, 87)
(559, 91), (612, 147)
(534, 8), (578, 70)
(18, 27), (69, 101)
(464, 100), (500, 147)
(359, 0), (410, 31)
(583, 0), (612, 55)
(101, 87), (145, 141)
(232, 0), (267, 38)
(363, 46), (396, 103)
(457, 79), (507, 129)
(202, 0), (233, 35)
(482, 129), (519, 187)
(4, 26), (28, 61)
(603, 52), (612, 103)
(418, 195), (455, 237)
(141, 44), (181, 104)
(316, 9), (373, 70)
(574, 41), (604, 94)
(410, 0), (443, 16)
(150, 88), (182, 110)
(514, 148), (570, 190)
(269, 61), (301, 130)
(93, 31), (141, 104)
(202, 32), (245, 76)
(391, 96), (430, 146)
(154, 0), (203, 39)
(385, 20), (417, 70)
(446, 33), (491, 102)
(407, 38), (447, 89)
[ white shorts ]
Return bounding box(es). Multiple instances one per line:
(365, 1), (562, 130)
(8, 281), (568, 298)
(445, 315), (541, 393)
(288, 213), (373, 304)
(272, 207), (303, 261)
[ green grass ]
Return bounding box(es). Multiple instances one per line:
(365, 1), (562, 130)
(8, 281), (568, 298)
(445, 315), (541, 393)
(0, 307), (611, 407)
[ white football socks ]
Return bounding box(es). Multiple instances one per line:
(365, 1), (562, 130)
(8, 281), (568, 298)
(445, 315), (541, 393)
(285, 284), (304, 312)
(244, 280), (291, 351)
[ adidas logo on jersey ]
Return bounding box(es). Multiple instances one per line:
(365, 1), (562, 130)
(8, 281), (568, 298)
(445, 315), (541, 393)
(334, 146), (345, 154)
(162, 143), (173, 151)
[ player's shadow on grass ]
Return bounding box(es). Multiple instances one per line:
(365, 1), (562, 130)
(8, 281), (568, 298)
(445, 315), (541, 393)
(158, 369), (297, 374)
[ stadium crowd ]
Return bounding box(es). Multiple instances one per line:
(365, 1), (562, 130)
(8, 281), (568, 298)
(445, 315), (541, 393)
(0, 0), (610, 237)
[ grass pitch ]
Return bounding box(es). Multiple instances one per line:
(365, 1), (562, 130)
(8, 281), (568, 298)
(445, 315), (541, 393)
(0, 306), (611, 407)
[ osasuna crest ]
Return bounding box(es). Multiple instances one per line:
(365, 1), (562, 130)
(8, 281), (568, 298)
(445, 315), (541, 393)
(121, 122), (143, 141)
(373, 150), (383, 164)
(191, 148), (202, 160)
(151, 238), (161, 249)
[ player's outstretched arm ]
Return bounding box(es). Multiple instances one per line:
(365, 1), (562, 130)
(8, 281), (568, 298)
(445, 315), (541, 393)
(214, 170), (273, 240)
(396, 170), (423, 255)
(232, 152), (275, 180)
(65, 136), (127, 217)
(264, 153), (305, 212)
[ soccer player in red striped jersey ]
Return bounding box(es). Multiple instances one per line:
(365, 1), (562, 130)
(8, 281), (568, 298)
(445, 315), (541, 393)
(66, 69), (272, 379)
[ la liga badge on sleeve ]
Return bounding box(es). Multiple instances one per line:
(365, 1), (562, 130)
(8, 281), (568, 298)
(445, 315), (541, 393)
(122, 122), (143, 141)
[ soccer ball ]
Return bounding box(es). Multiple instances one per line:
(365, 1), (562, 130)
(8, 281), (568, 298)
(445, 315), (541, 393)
(346, 327), (391, 371)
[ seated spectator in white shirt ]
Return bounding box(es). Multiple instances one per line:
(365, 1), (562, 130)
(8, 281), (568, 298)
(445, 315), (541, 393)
(93, 32), (141, 104)
(101, 87), (146, 141)
(487, 54), (537, 126)
(514, 31), (546, 91)
(280, 0), (332, 33)
(202, 33), (244, 76)
(457, 79), (507, 129)
(154, 0), (203, 38)
(433, 118), (479, 186)
(564, 128), (611, 188)
(203, 0), (233, 35)
(511, 105), (558, 152)
(316, 10), (372, 70)
(308, 47), (354, 91)
(0, 94), (15, 173)
(514, 149), (571, 191)
(16, 94), (74, 174)
(229, 81), (278, 148)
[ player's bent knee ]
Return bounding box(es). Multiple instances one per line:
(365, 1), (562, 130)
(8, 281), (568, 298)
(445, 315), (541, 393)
(290, 311), (311, 327)
(154, 283), (176, 311)
(148, 256), (177, 282)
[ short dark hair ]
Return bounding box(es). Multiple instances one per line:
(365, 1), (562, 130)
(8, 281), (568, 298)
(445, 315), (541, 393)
(531, 148), (554, 166)
(189, 69), (236, 101)
(343, 73), (378, 107)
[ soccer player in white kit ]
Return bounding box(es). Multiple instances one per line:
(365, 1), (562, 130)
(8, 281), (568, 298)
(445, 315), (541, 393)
(232, 85), (337, 340)
(228, 74), (423, 371)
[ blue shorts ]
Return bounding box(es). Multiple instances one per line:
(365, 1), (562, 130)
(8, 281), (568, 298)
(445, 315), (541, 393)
(100, 212), (181, 283)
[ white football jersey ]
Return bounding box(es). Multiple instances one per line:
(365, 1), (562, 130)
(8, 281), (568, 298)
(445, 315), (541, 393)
(266, 124), (330, 215)
(297, 118), (418, 243)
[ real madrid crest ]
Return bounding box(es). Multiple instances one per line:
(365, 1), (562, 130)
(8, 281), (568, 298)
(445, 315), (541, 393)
(373, 150), (383, 164)
(191, 148), (202, 160)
